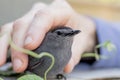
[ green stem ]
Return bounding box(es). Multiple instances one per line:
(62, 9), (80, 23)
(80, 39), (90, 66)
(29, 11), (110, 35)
(38, 52), (55, 80)
(94, 48), (100, 60)
(9, 37), (55, 80)
(82, 53), (96, 58)
(82, 46), (100, 60)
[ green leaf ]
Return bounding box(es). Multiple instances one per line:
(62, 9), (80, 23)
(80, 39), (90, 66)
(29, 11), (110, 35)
(0, 70), (19, 76)
(106, 42), (116, 52)
(96, 41), (110, 48)
(0, 77), (4, 80)
(96, 43), (104, 48)
(17, 74), (43, 80)
(96, 41), (116, 52)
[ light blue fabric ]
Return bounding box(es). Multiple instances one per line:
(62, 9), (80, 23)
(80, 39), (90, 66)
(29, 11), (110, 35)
(92, 19), (120, 68)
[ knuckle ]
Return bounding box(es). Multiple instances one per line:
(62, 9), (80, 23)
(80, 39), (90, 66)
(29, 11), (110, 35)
(33, 2), (47, 9)
(13, 19), (26, 31)
(14, 19), (24, 26)
(0, 22), (13, 33)
(13, 20), (21, 31)
(35, 10), (50, 17)
(34, 10), (54, 24)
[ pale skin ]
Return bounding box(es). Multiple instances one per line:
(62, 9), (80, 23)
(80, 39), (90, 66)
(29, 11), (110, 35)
(0, 0), (96, 73)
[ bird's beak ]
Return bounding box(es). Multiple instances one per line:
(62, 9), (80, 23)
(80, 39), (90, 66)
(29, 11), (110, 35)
(67, 30), (81, 37)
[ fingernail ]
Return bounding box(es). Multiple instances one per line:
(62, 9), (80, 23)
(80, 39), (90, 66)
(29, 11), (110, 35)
(13, 58), (22, 70)
(25, 36), (32, 45)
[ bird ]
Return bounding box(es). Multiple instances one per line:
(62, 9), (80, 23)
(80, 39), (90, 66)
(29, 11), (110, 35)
(27, 26), (80, 79)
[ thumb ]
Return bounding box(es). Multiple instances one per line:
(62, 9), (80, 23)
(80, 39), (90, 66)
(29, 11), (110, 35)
(64, 58), (75, 73)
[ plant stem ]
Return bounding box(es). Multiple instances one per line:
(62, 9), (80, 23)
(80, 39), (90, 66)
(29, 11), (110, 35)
(82, 45), (100, 60)
(38, 52), (55, 80)
(9, 37), (55, 80)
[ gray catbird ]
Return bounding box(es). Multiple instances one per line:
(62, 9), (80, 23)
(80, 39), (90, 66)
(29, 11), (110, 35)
(27, 27), (80, 79)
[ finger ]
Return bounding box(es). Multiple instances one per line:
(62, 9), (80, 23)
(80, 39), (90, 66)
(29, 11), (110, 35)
(49, 0), (75, 26)
(24, 0), (75, 50)
(64, 33), (86, 73)
(64, 58), (75, 73)
(0, 23), (13, 66)
(11, 3), (47, 72)
(24, 9), (54, 50)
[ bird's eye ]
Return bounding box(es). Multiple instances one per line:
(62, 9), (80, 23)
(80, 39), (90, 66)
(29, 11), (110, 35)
(57, 31), (62, 35)
(54, 30), (63, 35)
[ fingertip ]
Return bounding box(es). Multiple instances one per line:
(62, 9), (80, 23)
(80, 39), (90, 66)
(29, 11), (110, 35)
(32, 2), (47, 10)
(0, 59), (6, 66)
(12, 57), (28, 73)
(11, 50), (28, 73)
(24, 32), (45, 50)
(24, 30), (46, 50)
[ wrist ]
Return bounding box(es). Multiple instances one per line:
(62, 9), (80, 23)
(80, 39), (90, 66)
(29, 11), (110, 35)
(75, 14), (97, 53)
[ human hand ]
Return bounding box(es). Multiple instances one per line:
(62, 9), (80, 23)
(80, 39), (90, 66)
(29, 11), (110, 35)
(0, 0), (96, 73)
